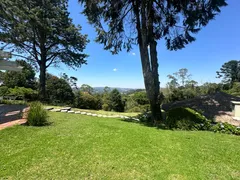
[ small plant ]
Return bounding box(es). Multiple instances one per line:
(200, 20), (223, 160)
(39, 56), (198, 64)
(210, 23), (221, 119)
(27, 102), (48, 126)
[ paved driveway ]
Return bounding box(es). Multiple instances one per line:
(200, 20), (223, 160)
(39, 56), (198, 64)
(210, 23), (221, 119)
(0, 104), (27, 124)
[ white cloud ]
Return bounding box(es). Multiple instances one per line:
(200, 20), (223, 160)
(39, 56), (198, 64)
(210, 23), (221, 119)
(132, 52), (136, 56)
(113, 68), (117, 72)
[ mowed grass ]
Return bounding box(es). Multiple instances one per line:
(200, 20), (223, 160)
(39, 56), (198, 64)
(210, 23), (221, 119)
(0, 112), (240, 179)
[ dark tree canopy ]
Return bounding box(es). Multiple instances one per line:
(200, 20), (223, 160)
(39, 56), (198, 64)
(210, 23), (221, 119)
(0, 0), (88, 99)
(217, 60), (240, 84)
(109, 89), (124, 112)
(80, 0), (227, 53)
(46, 74), (75, 105)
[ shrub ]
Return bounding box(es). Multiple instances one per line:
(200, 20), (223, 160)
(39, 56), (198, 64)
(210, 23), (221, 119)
(102, 103), (110, 111)
(7, 87), (38, 101)
(127, 104), (150, 113)
(166, 107), (210, 130)
(27, 102), (48, 126)
(210, 123), (240, 135)
(0, 100), (27, 105)
(127, 106), (142, 112)
(0, 86), (9, 96)
(74, 91), (101, 110)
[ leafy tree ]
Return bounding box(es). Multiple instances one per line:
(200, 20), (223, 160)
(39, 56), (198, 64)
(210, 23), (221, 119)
(133, 91), (149, 105)
(80, 84), (94, 94)
(167, 74), (179, 89)
(217, 60), (240, 84)
(0, 0), (88, 100)
(168, 68), (191, 87)
(103, 86), (111, 94)
(175, 68), (192, 86)
(46, 74), (74, 105)
(60, 73), (78, 90)
(79, 0), (227, 123)
(74, 91), (101, 110)
(3, 60), (36, 89)
(185, 80), (198, 89)
(102, 86), (111, 111)
(109, 89), (124, 112)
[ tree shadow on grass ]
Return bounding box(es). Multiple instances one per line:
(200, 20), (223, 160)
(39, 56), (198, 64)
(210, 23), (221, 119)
(120, 118), (166, 129)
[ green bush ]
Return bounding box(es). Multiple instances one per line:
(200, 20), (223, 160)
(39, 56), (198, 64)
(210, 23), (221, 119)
(127, 106), (142, 112)
(0, 99), (27, 105)
(127, 104), (150, 113)
(166, 107), (210, 130)
(102, 103), (110, 111)
(210, 123), (240, 135)
(6, 87), (38, 101)
(0, 86), (9, 96)
(74, 91), (101, 110)
(27, 102), (48, 126)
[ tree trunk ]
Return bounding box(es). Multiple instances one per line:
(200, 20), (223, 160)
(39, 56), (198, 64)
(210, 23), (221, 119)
(132, 0), (162, 124)
(39, 60), (46, 101)
(139, 0), (162, 124)
(139, 43), (162, 124)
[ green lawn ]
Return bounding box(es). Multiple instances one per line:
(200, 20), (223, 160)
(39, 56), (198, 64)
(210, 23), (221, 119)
(0, 112), (239, 179)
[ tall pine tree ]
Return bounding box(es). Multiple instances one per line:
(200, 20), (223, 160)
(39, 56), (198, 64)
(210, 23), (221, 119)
(0, 0), (88, 100)
(79, 0), (227, 124)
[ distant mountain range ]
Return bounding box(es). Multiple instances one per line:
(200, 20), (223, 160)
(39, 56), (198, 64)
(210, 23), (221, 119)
(93, 87), (143, 93)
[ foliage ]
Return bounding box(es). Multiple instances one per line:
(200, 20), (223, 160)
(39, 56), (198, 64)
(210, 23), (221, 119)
(7, 87), (38, 101)
(102, 103), (110, 111)
(74, 91), (101, 110)
(27, 102), (48, 126)
(217, 60), (240, 84)
(0, 99), (27, 105)
(80, 84), (94, 95)
(60, 73), (78, 90)
(46, 74), (74, 105)
(168, 68), (192, 87)
(0, 86), (9, 96)
(132, 91), (149, 105)
(210, 123), (240, 136)
(166, 107), (211, 130)
(0, 0), (88, 99)
(164, 69), (222, 103)
(3, 60), (36, 89)
(0, 86), (38, 101)
(109, 89), (124, 112)
(80, 0), (227, 122)
(200, 83), (220, 95)
(223, 82), (240, 96)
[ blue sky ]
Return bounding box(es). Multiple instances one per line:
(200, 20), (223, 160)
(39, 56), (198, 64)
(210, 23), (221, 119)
(48, 0), (240, 88)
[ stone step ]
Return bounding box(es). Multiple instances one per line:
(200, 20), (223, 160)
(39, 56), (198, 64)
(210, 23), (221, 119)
(61, 110), (68, 113)
(60, 107), (71, 111)
(51, 109), (61, 112)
